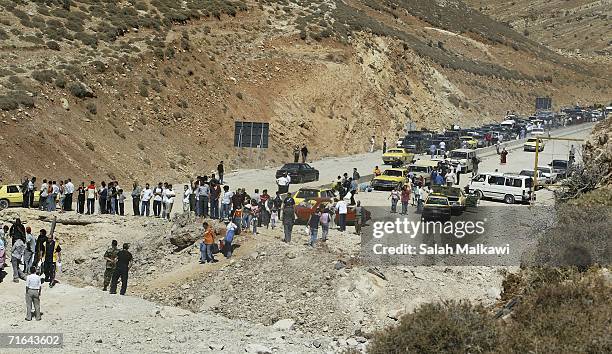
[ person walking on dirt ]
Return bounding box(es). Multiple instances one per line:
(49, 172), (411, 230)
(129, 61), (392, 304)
(217, 161), (225, 185)
(354, 201), (363, 235)
(109, 243), (132, 295)
(201, 222), (216, 264)
(11, 236), (27, 282)
(281, 193), (295, 243)
(103, 240), (118, 292)
(131, 182), (142, 216)
(500, 148), (508, 165)
(335, 198), (348, 232)
(301, 145), (309, 163)
(320, 207), (331, 241)
(23, 227), (35, 273)
(349, 178), (358, 205)
(307, 208), (321, 247)
(10, 218), (26, 245)
(224, 220), (237, 258)
(25, 266), (42, 321)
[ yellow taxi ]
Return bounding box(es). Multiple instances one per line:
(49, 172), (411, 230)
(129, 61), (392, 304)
(524, 138), (545, 152)
(382, 148), (415, 167)
(431, 185), (466, 213)
(371, 168), (409, 190)
(459, 136), (478, 149)
(292, 188), (336, 204)
(422, 193), (452, 221)
(0, 184), (40, 209)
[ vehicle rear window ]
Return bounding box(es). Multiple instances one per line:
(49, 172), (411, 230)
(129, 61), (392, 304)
(383, 170), (404, 177)
(296, 190), (318, 198)
(427, 197), (448, 206)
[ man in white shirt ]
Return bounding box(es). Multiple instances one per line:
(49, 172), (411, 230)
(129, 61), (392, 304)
(153, 183), (164, 217)
(25, 267), (42, 321)
(221, 185), (233, 220)
(27, 177), (35, 208)
(276, 174), (289, 194)
(183, 185), (192, 213)
(445, 170), (456, 186)
(64, 179), (75, 211)
(40, 179), (48, 211)
(140, 184), (153, 216)
(439, 141), (446, 153)
(335, 199), (348, 232)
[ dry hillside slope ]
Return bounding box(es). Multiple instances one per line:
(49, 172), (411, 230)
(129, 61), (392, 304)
(0, 0), (610, 182)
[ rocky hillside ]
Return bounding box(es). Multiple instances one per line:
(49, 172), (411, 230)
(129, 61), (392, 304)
(465, 0), (611, 56)
(0, 0), (610, 182)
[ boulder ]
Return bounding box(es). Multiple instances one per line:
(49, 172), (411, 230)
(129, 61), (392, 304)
(168, 213), (226, 250)
(272, 318), (295, 330)
(245, 344), (272, 354)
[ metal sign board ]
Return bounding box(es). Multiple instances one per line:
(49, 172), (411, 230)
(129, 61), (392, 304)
(234, 122), (269, 148)
(535, 97), (552, 111)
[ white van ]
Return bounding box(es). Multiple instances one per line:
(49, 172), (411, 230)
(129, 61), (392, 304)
(468, 173), (533, 204)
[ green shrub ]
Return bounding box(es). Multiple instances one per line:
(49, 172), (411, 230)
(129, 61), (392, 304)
(69, 82), (94, 98)
(32, 70), (57, 83)
(0, 96), (19, 111)
(86, 102), (97, 115)
(46, 41), (61, 51)
(368, 301), (499, 354)
(55, 76), (66, 88)
(139, 84), (149, 97)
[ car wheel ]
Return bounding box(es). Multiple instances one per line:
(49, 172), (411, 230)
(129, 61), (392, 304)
(475, 190), (483, 200)
(504, 194), (515, 204)
(0, 199), (8, 210)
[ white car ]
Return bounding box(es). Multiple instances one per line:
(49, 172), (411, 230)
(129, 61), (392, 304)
(536, 166), (558, 184)
(469, 173), (533, 204)
(531, 127), (545, 136)
(519, 169), (546, 188)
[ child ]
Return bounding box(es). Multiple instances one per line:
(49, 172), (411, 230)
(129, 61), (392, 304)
(250, 202), (259, 235)
(117, 189), (125, 216)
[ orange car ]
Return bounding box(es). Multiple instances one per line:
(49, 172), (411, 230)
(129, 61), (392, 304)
(294, 198), (371, 226)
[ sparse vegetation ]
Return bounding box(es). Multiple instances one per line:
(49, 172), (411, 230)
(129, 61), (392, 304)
(86, 102), (97, 115)
(69, 82), (94, 98)
(32, 69), (57, 83)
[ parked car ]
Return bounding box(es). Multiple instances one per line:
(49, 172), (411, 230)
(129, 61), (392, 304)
(382, 148), (415, 167)
(447, 149), (477, 172)
(531, 127), (545, 136)
(459, 136), (478, 149)
(422, 194), (452, 221)
(430, 185), (468, 214)
(519, 170), (546, 189)
(0, 184), (40, 210)
(275, 163), (319, 183)
(524, 138), (545, 152)
(407, 160), (439, 185)
(371, 168), (409, 190)
(294, 198), (371, 225)
(549, 159), (571, 179)
(536, 166), (558, 184)
(292, 188), (336, 204)
(469, 173), (533, 204)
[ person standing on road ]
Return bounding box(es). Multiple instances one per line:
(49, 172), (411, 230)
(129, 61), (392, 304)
(183, 185), (192, 213)
(25, 266), (42, 321)
(349, 178), (358, 205)
(439, 141), (446, 155)
(131, 182), (142, 216)
(301, 144), (309, 163)
(352, 168), (360, 182)
(103, 240), (118, 292)
(28, 177), (36, 209)
(39, 179), (48, 211)
(429, 143), (436, 158)
(23, 227), (36, 273)
(109, 243), (132, 295)
(335, 198), (348, 232)
(140, 183), (153, 216)
(382, 138), (387, 154)
(471, 156), (480, 177)
(456, 164), (462, 185)
(86, 181), (96, 215)
(400, 185), (411, 215)
(282, 193), (296, 242)
(217, 161), (225, 185)
(370, 136), (375, 153)
(153, 183), (163, 217)
(354, 201), (363, 236)
(11, 236), (27, 282)
(389, 187), (400, 213)
(64, 179), (74, 211)
(307, 208), (321, 247)
(500, 148), (508, 165)
(76, 183), (86, 214)
(293, 146), (300, 163)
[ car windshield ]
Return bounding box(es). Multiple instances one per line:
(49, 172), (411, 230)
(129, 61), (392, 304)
(527, 138), (537, 143)
(296, 190), (319, 198)
(427, 197), (448, 206)
(387, 149), (403, 154)
(281, 164), (301, 170)
(410, 166), (429, 173)
(552, 160), (567, 168)
(431, 186), (460, 197)
(383, 170), (404, 177)
(449, 151), (468, 159)
(537, 167), (550, 173)
(520, 170), (534, 177)
(532, 128), (544, 132)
